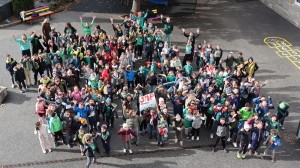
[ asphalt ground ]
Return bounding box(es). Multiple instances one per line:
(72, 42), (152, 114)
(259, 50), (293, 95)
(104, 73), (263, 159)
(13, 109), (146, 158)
(0, 0), (300, 167)
(68, 0), (197, 17)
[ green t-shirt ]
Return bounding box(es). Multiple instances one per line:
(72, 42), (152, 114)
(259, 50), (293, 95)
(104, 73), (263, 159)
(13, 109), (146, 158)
(89, 143), (96, 153)
(137, 36), (143, 46)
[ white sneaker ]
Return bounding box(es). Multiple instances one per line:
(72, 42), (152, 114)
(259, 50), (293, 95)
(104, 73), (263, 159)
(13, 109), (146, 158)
(129, 149), (132, 154)
(48, 149), (52, 152)
(281, 126), (285, 130)
(210, 134), (214, 139)
(11, 84), (14, 88)
(123, 149), (126, 153)
(196, 136), (199, 141)
(227, 137), (232, 142)
(191, 136), (194, 140)
(175, 139), (178, 143)
(233, 142), (237, 148)
(180, 141), (183, 146)
(43, 150), (46, 154)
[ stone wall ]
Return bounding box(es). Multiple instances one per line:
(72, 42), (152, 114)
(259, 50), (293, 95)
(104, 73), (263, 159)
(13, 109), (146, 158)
(0, 0), (14, 22)
(260, 0), (300, 29)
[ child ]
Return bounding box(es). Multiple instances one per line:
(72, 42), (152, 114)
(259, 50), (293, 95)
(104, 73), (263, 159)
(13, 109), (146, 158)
(87, 104), (97, 133)
(171, 114), (186, 146)
(249, 122), (265, 155)
(276, 101), (289, 130)
(118, 123), (138, 154)
(183, 60), (193, 77)
(227, 110), (239, 147)
(83, 134), (99, 166)
(49, 112), (66, 147)
(237, 123), (252, 159)
(212, 117), (230, 153)
(74, 128), (86, 156)
(183, 108), (193, 139)
(264, 114), (279, 135)
(34, 121), (52, 154)
(237, 103), (254, 132)
(98, 124), (111, 155)
(157, 115), (168, 147)
(80, 118), (91, 134)
(261, 129), (281, 162)
(73, 101), (89, 119)
(190, 110), (206, 140)
(146, 110), (158, 139)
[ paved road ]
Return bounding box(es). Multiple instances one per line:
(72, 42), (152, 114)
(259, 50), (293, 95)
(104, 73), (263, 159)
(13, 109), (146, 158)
(0, 0), (300, 167)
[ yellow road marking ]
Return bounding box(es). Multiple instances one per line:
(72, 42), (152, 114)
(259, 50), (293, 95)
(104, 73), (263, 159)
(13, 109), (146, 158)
(264, 36), (300, 70)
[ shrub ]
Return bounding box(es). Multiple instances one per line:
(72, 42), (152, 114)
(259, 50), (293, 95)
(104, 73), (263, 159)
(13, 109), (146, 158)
(11, 0), (34, 14)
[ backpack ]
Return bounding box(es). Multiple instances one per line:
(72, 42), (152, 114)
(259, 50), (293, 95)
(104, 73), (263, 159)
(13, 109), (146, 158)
(31, 12), (39, 18)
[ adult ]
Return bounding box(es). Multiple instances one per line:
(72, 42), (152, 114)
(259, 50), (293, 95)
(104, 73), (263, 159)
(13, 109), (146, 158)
(64, 22), (77, 37)
(12, 33), (34, 57)
(42, 18), (51, 42)
(161, 14), (173, 48)
(30, 31), (44, 55)
(5, 54), (17, 88)
(131, 10), (148, 28)
(13, 63), (27, 93)
(110, 18), (123, 39)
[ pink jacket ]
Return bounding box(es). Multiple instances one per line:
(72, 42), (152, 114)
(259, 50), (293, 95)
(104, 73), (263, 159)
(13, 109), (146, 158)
(36, 102), (47, 114)
(118, 129), (138, 142)
(69, 89), (84, 103)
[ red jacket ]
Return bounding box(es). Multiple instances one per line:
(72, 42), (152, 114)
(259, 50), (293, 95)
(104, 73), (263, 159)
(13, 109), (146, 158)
(100, 69), (110, 85)
(118, 129), (138, 142)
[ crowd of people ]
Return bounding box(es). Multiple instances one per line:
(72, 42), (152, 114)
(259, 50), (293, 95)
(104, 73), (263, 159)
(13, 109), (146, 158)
(5, 10), (290, 167)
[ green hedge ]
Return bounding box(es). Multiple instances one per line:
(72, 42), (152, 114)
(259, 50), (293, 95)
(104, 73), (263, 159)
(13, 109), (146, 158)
(11, 0), (35, 14)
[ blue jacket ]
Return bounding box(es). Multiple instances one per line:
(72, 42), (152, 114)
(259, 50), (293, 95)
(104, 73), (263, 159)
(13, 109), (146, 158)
(253, 97), (274, 112)
(126, 70), (135, 81)
(70, 58), (81, 69)
(74, 105), (89, 119)
(251, 127), (265, 141)
(170, 98), (184, 117)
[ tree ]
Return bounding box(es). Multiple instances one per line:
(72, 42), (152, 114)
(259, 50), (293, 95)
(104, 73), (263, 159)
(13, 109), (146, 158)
(131, 0), (141, 13)
(11, 0), (35, 14)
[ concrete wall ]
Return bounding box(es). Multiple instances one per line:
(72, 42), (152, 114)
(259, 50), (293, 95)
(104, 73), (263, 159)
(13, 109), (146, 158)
(0, 0), (14, 22)
(260, 0), (300, 28)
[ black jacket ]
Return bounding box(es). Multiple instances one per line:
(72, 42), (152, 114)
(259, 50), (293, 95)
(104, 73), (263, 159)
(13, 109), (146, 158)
(239, 130), (251, 143)
(13, 67), (26, 81)
(6, 58), (17, 73)
(146, 75), (157, 86)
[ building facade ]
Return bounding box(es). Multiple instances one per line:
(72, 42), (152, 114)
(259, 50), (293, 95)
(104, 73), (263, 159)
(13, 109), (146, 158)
(260, 0), (300, 28)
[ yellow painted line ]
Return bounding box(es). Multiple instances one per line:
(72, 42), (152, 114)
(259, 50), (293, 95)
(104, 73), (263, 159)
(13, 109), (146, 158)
(264, 36), (300, 70)
(286, 57), (300, 69)
(276, 46), (293, 52)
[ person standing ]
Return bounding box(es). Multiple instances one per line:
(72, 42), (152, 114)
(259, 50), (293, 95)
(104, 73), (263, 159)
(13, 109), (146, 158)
(49, 112), (66, 147)
(13, 63), (27, 93)
(160, 14), (173, 48)
(34, 122), (52, 154)
(20, 55), (33, 87)
(42, 18), (51, 42)
(12, 33), (35, 57)
(30, 32), (44, 55)
(98, 124), (111, 155)
(5, 54), (17, 88)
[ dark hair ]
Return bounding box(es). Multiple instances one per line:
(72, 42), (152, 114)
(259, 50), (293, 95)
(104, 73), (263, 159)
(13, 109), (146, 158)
(35, 122), (41, 130)
(96, 25), (100, 29)
(245, 103), (250, 107)
(220, 117), (225, 121)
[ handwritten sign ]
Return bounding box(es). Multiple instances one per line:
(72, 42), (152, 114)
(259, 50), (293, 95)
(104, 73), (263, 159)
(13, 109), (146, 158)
(139, 93), (156, 110)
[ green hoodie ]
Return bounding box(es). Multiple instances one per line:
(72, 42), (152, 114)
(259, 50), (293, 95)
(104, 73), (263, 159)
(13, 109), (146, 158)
(162, 19), (173, 34)
(263, 116), (279, 131)
(183, 108), (192, 128)
(239, 107), (253, 120)
(81, 19), (94, 36)
(50, 117), (63, 133)
(132, 12), (148, 27)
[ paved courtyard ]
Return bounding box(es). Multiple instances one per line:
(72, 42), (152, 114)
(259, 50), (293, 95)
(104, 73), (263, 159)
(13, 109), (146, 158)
(0, 0), (300, 167)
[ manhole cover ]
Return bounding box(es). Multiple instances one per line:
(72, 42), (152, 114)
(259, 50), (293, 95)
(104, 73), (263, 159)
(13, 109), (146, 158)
(282, 132), (300, 143)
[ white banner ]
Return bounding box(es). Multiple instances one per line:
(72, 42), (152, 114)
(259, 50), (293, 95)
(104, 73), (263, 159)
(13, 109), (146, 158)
(139, 93), (156, 110)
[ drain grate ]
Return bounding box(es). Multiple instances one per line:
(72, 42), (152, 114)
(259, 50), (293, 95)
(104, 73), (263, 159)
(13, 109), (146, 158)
(282, 132), (300, 143)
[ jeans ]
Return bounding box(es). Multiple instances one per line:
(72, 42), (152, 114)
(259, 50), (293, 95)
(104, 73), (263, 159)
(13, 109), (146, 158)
(127, 81), (134, 90)
(146, 51), (153, 61)
(157, 134), (165, 144)
(149, 124), (157, 137)
(16, 80), (26, 90)
(131, 127), (139, 144)
(250, 140), (261, 151)
(86, 155), (96, 168)
(148, 85), (155, 93)
(9, 72), (15, 84)
(164, 33), (171, 48)
(106, 116), (114, 128)
(264, 148), (276, 158)
(210, 121), (218, 134)
(213, 136), (226, 149)
(238, 120), (246, 133)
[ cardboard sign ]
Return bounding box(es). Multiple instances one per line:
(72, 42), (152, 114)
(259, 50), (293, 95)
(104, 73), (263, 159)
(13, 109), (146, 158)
(139, 93), (156, 110)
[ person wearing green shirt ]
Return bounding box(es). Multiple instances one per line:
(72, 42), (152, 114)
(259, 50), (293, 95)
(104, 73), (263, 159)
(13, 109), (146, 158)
(49, 112), (66, 146)
(12, 33), (34, 57)
(79, 16), (96, 36)
(263, 114), (279, 132)
(131, 11), (148, 28)
(138, 65), (149, 79)
(183, 61), (193, 76)
(161, 14), (173, 48)
(237, 103), (253, 132)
